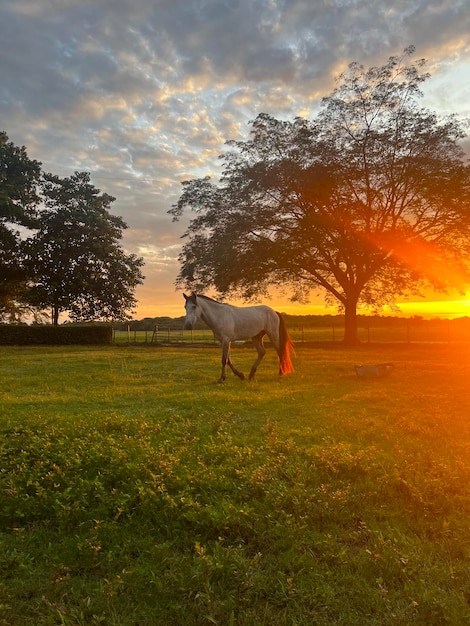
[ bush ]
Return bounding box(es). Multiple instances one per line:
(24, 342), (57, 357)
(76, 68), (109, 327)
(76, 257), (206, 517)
(0, 324), (113, 345)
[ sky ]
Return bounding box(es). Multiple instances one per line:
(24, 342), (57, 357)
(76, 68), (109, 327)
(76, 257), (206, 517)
(1, 0), (470, 320)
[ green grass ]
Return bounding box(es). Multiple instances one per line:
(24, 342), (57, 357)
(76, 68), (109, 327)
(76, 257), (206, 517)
(1, 343), (470, 625)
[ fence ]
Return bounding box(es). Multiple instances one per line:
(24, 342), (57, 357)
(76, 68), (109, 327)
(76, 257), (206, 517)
(113, 326), (217, 345)
(113, 318), (470, 345)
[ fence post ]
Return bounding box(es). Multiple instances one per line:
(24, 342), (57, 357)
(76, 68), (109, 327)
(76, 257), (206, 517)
(127, 324), (131, 344)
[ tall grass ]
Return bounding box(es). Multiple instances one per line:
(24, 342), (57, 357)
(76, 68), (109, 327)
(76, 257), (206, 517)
(1, 344), (470, 624)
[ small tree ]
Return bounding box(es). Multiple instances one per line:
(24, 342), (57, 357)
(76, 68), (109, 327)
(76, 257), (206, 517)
(26, 171), (144, 324)
(0, 131), (41, 319)
(170, 47), (470, 344)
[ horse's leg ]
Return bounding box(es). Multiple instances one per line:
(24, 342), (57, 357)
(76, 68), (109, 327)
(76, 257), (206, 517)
(220, 341), (244, 380)
(228, 351), (245, 380)
(249, 332), (266, 380)
(218, 340), (230, 383)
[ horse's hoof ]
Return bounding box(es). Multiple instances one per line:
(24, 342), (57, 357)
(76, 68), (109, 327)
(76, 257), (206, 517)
(217, 379), (225, 384)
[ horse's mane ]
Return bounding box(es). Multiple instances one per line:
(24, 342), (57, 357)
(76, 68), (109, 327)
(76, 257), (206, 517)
(196, 294), (228, 306)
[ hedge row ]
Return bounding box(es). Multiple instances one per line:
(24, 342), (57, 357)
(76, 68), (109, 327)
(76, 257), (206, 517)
(0, 325), (113, 345)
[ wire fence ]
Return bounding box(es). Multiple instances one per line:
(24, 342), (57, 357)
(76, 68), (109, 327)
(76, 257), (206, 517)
(113, 318), (470, 345)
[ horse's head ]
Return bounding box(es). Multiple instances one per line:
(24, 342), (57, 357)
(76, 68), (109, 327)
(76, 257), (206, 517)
(183, 293), (200, 330)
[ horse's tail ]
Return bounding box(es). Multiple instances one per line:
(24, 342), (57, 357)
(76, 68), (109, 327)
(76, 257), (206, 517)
(276, 312), (295, 375)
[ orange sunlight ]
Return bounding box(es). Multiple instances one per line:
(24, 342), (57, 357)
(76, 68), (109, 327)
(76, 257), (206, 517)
(392, 299), (470, 319)
(287, 299), (470, 319)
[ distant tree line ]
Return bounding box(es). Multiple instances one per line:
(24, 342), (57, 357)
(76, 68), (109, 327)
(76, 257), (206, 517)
(0, 132), (144, 325)
(113, 316), (189, 331)
(113, 312), (470, 333)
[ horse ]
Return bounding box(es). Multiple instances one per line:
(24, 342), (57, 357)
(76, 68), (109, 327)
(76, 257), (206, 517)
(183, 293), (295, 383)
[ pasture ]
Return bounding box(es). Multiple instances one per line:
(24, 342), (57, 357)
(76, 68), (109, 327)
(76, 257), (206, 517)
(1, 343), (470, 625)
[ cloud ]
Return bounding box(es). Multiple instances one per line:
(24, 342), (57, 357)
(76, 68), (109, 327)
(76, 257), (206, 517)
(1, 0), (469, 315)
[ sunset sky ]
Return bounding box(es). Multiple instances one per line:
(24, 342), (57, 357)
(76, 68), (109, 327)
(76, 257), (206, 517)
(1, 0), (470, 320)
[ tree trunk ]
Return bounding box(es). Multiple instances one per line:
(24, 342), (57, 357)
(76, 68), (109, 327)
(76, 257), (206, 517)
(52, 305), (59, 326)
(343, 298), (360, 346)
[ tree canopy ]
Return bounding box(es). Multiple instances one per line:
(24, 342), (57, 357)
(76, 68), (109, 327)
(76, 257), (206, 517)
(25, 172), (144, 325)
(0, 134), (145, 324)
(170, 47), (470, 344)
(0, 131), (41, 317)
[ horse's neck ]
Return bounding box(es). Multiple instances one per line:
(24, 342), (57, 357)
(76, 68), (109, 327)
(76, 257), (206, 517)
(199, 299), (223, 331)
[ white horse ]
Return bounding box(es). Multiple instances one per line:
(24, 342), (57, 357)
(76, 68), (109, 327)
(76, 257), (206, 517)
(183, 293), (294, 383)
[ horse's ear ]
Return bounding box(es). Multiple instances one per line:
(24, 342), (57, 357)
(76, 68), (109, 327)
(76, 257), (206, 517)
(183, 293), (188, 301)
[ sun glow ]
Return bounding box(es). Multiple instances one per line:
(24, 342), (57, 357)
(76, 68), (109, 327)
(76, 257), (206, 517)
(278, 299), (470, 320)
(392, 299), (470, 319)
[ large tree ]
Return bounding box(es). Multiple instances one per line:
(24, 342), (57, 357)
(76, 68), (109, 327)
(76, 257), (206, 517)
(26, 171), (144, 325)
(170, 47), (470, 344)
(0, 131), (41, 319)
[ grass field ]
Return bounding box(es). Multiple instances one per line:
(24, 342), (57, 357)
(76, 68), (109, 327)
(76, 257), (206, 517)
(1, 343), (470, 625)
